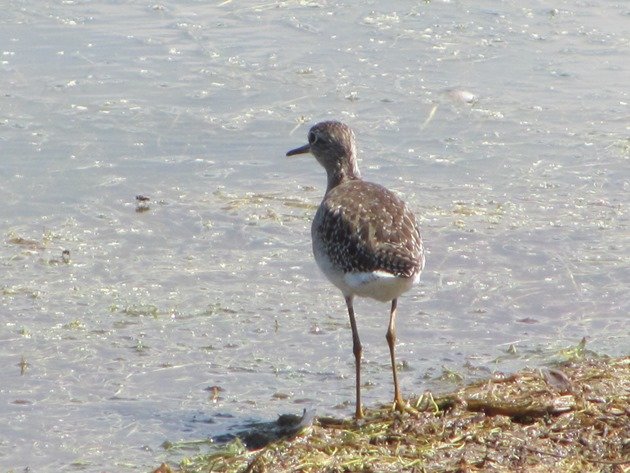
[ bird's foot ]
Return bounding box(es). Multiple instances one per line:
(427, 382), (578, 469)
(393, 398), (421, 417)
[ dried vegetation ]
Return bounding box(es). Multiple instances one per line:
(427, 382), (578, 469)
(156, 355), (629, 473)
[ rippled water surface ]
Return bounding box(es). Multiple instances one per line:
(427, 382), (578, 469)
(1, 1), (628, 470)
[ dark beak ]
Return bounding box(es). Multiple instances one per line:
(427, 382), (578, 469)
(286, 143), (311, 157)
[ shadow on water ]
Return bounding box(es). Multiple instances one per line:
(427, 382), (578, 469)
(210, 409), (316, 450)
(164, 408), (316, 457)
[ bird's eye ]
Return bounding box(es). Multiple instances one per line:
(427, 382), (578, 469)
(308, 131), (317, 144)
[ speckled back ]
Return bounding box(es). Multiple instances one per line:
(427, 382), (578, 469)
(312, 180), (425, 279)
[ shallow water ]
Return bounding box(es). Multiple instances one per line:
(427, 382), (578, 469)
(1, 1), (628, 470)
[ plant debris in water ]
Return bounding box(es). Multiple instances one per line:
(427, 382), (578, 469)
(157, 356), (629, 472)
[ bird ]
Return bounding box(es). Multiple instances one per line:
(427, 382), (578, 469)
(286, 120), (425, 419)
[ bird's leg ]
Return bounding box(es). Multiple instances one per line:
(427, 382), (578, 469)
(386, 298), (405, 412)
(345, 295), (363, 419)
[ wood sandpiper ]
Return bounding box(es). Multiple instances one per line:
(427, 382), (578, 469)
(287, 120), (425, 419)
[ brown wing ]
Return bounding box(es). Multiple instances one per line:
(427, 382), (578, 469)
(313, 180), (424, 278)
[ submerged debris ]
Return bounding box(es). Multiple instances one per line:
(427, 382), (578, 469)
(61, 249), (71, 263)
(211, 409), (317, 451)
(446, 88), (478, 105)
(136, 194), (151, 212)
(161, 356), (629, 472)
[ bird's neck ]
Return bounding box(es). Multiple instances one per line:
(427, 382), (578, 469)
(325, 155), (361, 192)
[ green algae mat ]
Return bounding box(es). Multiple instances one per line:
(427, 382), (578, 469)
(156, 355), (629, 473)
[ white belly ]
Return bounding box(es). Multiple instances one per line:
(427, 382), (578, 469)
(314, 246), (419, 302)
